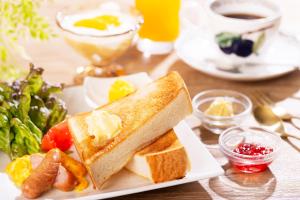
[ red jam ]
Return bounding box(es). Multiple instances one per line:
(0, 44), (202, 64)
(231, 143), (273, 173)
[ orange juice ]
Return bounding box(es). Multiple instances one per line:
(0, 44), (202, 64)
(136, 0), (180, 42)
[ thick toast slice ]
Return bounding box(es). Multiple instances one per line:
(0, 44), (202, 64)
(68, 71), (192, 189)
(126, 129), (189, 183)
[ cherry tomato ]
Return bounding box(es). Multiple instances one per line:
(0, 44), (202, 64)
(41, 121), (73, 152)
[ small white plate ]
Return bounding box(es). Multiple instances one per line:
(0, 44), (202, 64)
(83, 73), (152, 108)
(175, 28), (300, 81)
(0, 82), (223, 200)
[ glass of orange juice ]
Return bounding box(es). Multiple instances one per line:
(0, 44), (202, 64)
(135, 0), (181, 54)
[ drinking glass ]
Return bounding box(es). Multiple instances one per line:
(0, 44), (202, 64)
(56, 0), (142, 84)
(135, 0), (180, 55)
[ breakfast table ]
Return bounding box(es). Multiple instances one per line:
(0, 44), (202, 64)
(22, 0), (300, 199)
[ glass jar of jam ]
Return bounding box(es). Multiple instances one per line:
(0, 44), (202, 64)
(219, 126), (281, 173)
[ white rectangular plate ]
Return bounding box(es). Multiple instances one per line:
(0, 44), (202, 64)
(0, 83), (223, 200)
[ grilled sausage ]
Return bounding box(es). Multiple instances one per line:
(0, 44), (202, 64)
(22, 149), (61, 199)
(30, 153), (78, 191)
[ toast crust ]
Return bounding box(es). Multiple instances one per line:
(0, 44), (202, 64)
(137, 130), (178, 155)
(146, 145), (188, 183)
(126, 130), (189, 183)
(68, 71), (192, 188)
(89, 71), (191, 163)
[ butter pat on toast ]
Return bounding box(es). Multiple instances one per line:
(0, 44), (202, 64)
(68, 71), (192, 189)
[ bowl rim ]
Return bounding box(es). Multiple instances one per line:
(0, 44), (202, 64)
(55, 6), (143, 38)
(219, 126), (282, 160)
(192, 89), (253, 120)
(206, 0), (282, 26)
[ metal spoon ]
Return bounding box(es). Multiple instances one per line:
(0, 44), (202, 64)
(253, 105), (300, 140)
(252, 91), (300, 129)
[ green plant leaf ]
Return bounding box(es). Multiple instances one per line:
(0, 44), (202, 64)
(0, 46), (7, 61)
(215, 32), (241, 48)
(253, 32), (266, 54)
(0, 0), (56, 81)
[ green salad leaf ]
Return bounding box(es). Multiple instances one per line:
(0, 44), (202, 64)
(0, 64), (67, 159)
(29, 95), (49, 131)
(0, 113), (11, 154)
(11, 118), (40, 157)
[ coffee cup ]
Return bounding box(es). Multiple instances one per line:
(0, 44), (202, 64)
(205, 0), (281, 68)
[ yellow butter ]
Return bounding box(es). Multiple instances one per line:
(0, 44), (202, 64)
(205, 97), (234, 117)
(108, 79), (135, 102)
(86, 110), (122, 146)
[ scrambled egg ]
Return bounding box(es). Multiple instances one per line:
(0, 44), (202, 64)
(205, 97), (234, 116)
(6, 155), (32, 186)
(108, 79), (135, 102)
(74, 15), (120, 31)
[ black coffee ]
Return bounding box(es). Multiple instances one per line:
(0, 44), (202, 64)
(222, 13), (265, 20)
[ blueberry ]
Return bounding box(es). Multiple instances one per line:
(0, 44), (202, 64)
(231, 39), (242, 52)
(233, 39), (254, 57)
(220, 46), (233, 54)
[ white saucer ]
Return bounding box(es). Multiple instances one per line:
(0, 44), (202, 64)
(175, 28), (300, 81)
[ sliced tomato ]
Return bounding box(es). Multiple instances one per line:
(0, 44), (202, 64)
(41, 121), (73, 152)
